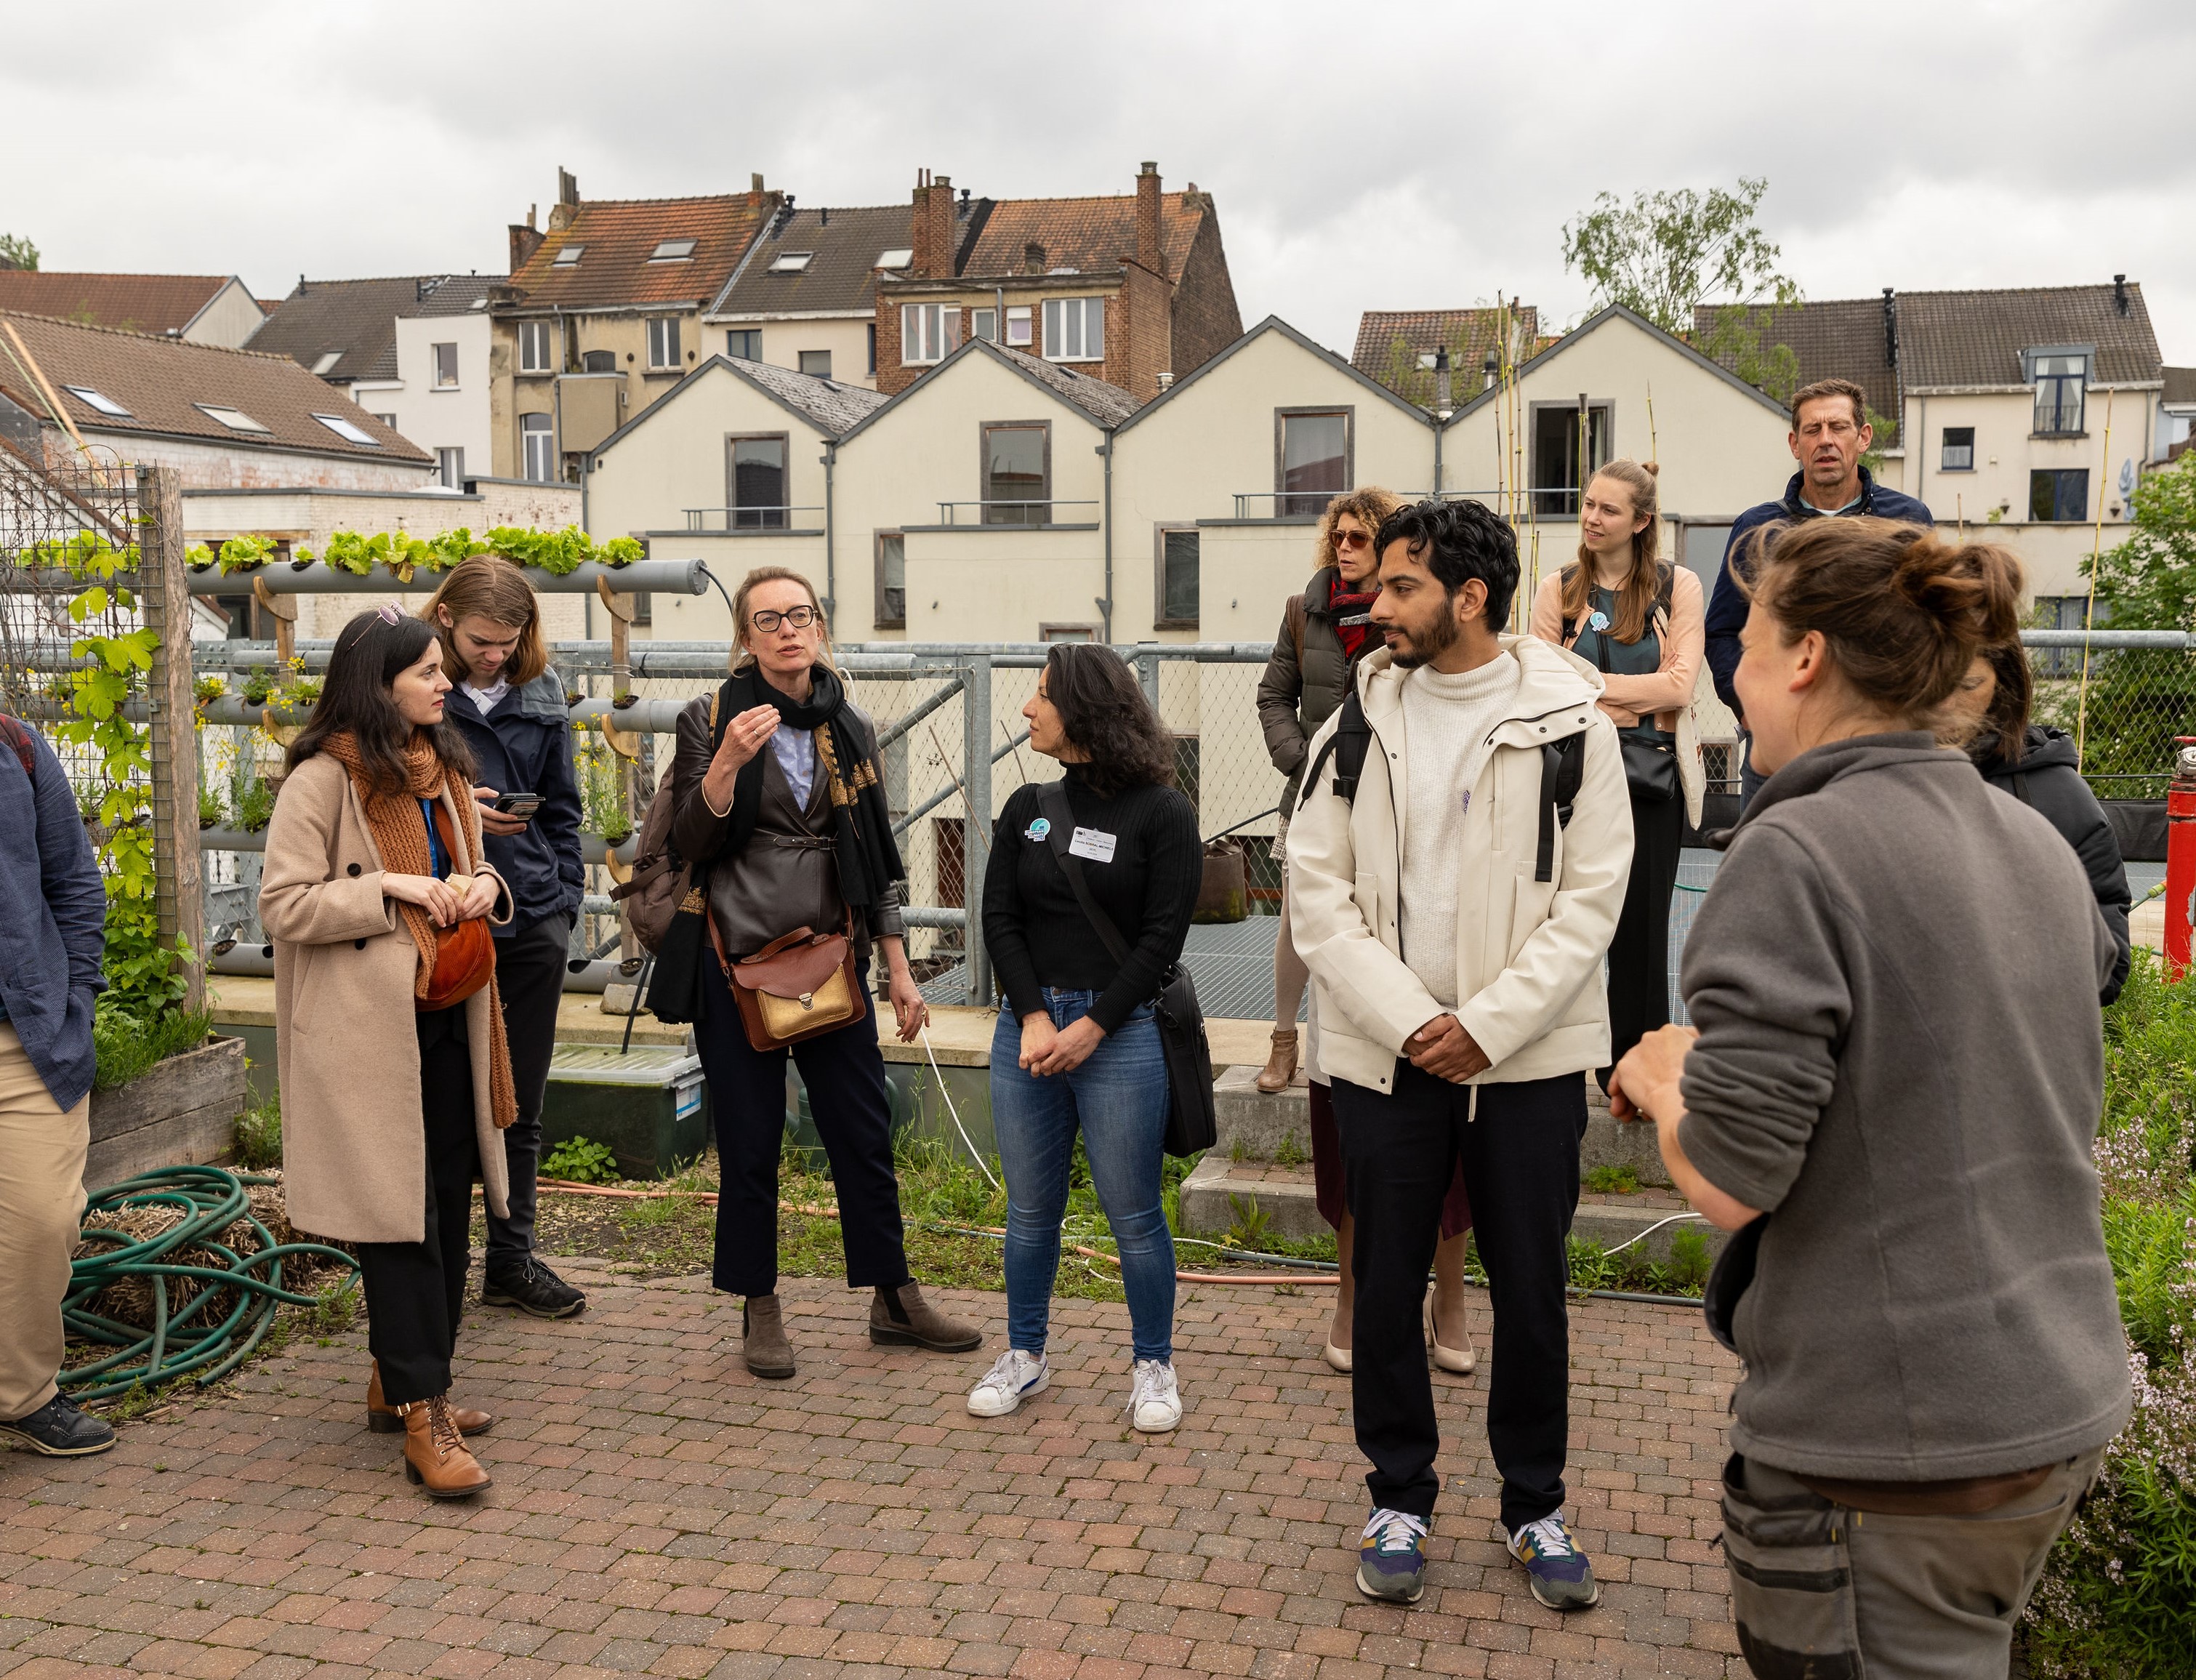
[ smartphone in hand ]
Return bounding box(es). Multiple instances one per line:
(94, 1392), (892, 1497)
(493, 792), (543, 819)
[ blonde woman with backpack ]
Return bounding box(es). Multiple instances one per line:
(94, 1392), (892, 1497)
(1529, 459), (1702, 1085)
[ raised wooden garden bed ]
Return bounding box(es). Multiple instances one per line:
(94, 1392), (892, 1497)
(87, 1035), (249, 1189)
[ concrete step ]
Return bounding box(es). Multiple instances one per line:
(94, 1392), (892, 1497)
(1210, 1064), (1672, 1189)
(1178, 1154), (1722, 1266)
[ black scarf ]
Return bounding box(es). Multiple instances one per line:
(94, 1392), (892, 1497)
(717, 664), (904, 914)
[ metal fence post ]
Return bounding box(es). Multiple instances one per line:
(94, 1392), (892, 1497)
(137, 467), (206, 1015)
(960, 653), (993, 1006)
(1133, 643), (1159, 710)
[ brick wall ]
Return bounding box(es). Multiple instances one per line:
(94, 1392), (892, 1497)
(1167, 209), (1243, 385)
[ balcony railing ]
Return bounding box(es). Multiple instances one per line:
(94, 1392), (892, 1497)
(682, 504), (824, 532)
(933, 499), (1098, 527)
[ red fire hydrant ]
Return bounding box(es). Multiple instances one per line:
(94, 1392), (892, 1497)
(2168, 736), (2196, 982)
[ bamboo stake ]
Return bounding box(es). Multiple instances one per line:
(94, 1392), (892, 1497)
(2075, 385), (2115, 764)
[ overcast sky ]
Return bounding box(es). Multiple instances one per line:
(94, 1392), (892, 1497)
(8, 0), (2193, 363)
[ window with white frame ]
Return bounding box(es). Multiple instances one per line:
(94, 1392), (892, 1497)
(645, 315), (682, 370)
(1042, 297), (1104, 362)
(521, 413), (555, 482)
(518, 321), (554, 373)
(972, 308), (996, 342)
(1006, 306), (1032, 347)
(432, 342), (459, 387)
(436, 447), (465, 489)
(899, 303), (961, 366)
(1157, 529), (1199, 627)
(875, 532), (906, 629)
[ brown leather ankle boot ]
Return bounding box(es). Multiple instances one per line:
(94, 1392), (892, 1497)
(368, 1362), (494, 1436)
(870, 1282), (983, 1351)
(400, 1396), (491, 1499)
(741, 1295), (796, 1379)
(1255, 1027), (1300, 1093)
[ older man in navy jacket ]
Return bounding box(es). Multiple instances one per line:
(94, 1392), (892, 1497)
(1705, 377), (1934, 804)
(0, 715), (114, 1457)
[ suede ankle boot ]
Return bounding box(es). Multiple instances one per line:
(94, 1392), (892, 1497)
(870, 1281), (982, 1352)
(1255, 1028), (1300, 1093)
(368, 1362), (494, 1436)
(400, 1396), (491, 1499)
(741, 1294), (796, 1379)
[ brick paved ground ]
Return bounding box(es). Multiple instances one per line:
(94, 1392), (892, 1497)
(0, 1259), (1745, 1680)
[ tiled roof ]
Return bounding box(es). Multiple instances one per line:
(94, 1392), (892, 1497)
(2165, 366), (2196, 406)
(507, 195), (774, 310)
(712, 203), (912, 319)
(960, 193), (1203, 281)
(1351, 308), (1540, 400)
(249, 275), (498, 384)
(989, 343), (1139, 425)
(1699, 284), (2163, 418)
(0, 310), (430, 463)
(0, 271), (238, 337)
(724, 356), (887, 435)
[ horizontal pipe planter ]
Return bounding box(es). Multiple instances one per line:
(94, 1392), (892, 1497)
(201, 827), (638, 866)
(12, 557), (709, 599)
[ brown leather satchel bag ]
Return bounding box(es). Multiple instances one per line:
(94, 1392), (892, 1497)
(711, 916), (865, 1051)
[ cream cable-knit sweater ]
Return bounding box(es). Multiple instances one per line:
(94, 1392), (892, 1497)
(1397, 651), (1524, 1008)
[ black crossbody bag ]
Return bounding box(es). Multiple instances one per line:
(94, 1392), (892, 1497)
(1033, 782), (1216, 1158)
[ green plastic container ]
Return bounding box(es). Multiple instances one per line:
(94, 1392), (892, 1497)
(539, 1044), (709, 1181)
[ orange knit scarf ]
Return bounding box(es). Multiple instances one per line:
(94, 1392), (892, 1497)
(320, 731), (518, 1130)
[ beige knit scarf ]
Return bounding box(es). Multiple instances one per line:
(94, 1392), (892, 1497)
(321, 731), (518, 1130)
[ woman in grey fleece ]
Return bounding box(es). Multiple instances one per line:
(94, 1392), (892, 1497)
(1610, 518), (2129, 1679)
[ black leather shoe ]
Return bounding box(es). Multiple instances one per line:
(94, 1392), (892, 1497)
(481, 1259), (587, 1319)
(0, 1394), (117, 1457)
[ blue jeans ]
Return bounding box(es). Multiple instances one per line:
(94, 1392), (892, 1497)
(990, 990), (1175, 1362)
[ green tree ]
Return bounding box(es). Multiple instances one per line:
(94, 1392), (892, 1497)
(1561, 177), (1802, 401)
(2087, 446), (2196, 631)
(0, 231), (38, 270)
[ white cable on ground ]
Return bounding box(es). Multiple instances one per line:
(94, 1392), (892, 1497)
(920, 1022), (1002, 1194)
(1596, 1208), (1710, 1255)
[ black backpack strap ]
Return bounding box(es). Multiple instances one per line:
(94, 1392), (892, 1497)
(1533, 732), (1588, 883)
(1298, 687), (1372, 807)
(1034, 781), (1132, 968)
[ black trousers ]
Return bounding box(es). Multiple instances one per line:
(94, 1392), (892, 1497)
(1332, 1064), (1585, 1532)
(356, 1007), (481, 1406)
(1604, 788), (1684, 1079)
(696, 958), (911, 1298)
(483, 912), (570, 1275)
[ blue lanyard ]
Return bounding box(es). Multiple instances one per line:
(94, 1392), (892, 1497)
(420, 798), (449, 879)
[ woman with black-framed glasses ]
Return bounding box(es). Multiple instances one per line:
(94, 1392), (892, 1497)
(664, 566), (979, 1379)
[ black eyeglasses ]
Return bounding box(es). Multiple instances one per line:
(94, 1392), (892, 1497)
(751, 605), (818, 632)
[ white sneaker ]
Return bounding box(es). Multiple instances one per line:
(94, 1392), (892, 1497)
(1127, 1359), (1182, 1432)
(967, 1349), (1048, 1418)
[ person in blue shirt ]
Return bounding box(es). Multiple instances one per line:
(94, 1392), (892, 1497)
(0, 713), (114, 1458)
(1702, 377), (1933, 805)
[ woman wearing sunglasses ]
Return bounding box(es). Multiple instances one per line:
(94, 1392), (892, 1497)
(260, 603), (514, 1500)
(666, 566), (978, 1378)
(1256, 491), (1475, 1376)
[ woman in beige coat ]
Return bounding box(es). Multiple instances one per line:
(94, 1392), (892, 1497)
(260, 606), (515, 1500)
(1527, 459), (1704, 1085)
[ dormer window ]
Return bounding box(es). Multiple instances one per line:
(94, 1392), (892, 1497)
(768, 252), (814, 274)
(649, 238), (698, 262)
(552, 244), (584, 267)
(2024, 346), (2090, 436)
(63, 385), (130, 417)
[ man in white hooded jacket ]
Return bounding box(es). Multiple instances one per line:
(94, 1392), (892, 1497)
(1289, 498), (1632, 1612)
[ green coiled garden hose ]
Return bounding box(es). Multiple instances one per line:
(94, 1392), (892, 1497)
(61, 1165), (361, 1403)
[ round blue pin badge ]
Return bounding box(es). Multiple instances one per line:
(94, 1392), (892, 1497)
(1588, 609), (1612, 632)
(1025, 816), (1051, 841)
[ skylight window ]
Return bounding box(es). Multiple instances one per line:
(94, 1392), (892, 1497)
(650, 238), (699, 261)
(552, 245), (584, 267)
(875, 247), (914, 270)
(63, 385), (131, 417)
(768, 252), (814, 273)
(196, 403), (272, 433)
(310, 350), (343, 375)
(312, 413), (379, 446)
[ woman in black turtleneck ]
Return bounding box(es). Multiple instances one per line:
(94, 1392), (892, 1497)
(969, 644), (1202, 1433)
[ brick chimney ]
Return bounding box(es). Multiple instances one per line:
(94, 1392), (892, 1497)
(508, 212), (544, 276)
(548, 169), (581, 233)
(1135, 161), (1162, 273)
(925, 173), (956, 279)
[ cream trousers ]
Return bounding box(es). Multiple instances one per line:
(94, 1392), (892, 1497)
(0, 1024), (89, 1420)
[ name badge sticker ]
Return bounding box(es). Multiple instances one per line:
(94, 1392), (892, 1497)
(1068, 827), (1117, 864)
